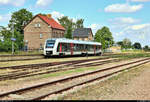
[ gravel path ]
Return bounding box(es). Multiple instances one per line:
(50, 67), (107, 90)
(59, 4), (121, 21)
(108, 63), (150, 100)
(59, 62), (150, 100)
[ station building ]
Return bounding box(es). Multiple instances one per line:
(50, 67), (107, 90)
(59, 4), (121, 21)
(23, 14), (65, 50)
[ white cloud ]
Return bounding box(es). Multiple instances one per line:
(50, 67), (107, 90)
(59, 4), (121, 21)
(110, 17), (140, 25)
(36, 0), (53, 7)
(0, 13), (11, 23)
(109, 17), (140, 32)
(0, 16), (2, 21)
(89, 24), (100, 30)
(105, 3), (143, 13)
(131, 0), (150, 2)
(138, 33), (145, 39)
(130, 23), (150, 30)
(51, 11), (64, 19)
(0, 0), (25, 6)
(116, 23), (150, 42)
(0, 0), (10, 4)
(88, 24), (101, 34)
(118, 17), (139, 24)
(50, 11), (80, 23)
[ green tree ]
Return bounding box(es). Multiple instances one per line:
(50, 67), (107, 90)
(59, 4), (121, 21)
(0, 28), (12, 52)
(8, 8), (33, 49)
(94, 26), (114, 49)
(0, 27), (21, 52)
(65, 26), (72, 39)
(117, 41), (123, 46)
(122, 38), (132, 49)
(75, 19), (84, 29)
(57, 16), (84, 39)
(133, 42), (142, 49)
(143, 45), (149, 51)
(8, 8), (33, 34)
(116, 41), (124, 49)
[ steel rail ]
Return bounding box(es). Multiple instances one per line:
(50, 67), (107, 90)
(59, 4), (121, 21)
(0, 58), (120, 81)
(0, 57), (111, 69)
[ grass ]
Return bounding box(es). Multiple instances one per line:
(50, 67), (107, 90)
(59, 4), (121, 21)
(36, 66), (100, 79)
(121, 49), (145, 53)
(111, 52), (150, 59)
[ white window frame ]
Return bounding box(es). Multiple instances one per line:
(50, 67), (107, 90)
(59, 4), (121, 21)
(38, 23), (41, 27)
(35, 24), (38, 27)
(35, 23), (41, 28)
(40, 33), (43, 39)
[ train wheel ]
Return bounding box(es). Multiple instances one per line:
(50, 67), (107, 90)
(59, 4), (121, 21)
(44, 55), (48, 58)
(59, 53), (64, 57)
(98, 52), (102, 56)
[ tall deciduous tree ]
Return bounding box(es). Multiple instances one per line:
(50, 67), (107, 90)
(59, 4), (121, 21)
(122, 38), (132, 49)
(0, 27), (23, 52)
(116, 41), (124, 49)
(57, 16), (84, 39)
(133, 42), (142, 49)
(8, 8), (33, 49)
(8, 8), (33, 34)
(65, 26), (72, 39)
(143, 45), (149, 51)
(75, 19), (84, 29)
(94, 26), (114, 49)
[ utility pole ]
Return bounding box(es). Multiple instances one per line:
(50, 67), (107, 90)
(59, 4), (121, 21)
(12, 24), (14, 55)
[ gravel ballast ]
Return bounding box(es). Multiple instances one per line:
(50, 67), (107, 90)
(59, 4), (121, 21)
(58, 62), (150, 100)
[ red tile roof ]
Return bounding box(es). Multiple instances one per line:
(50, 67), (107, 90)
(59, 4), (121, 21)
(38, 14), (65, 31)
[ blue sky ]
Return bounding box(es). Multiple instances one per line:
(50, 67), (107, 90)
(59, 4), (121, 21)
(0, 0), (150, 47)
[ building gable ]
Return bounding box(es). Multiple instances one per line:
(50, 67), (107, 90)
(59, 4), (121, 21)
(24, 16), (52, 33)
(73, 28), (93, 38)
(24, 14), (65, 31)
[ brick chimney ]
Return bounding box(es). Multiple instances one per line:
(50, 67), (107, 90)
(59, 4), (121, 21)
(47, 14), (51, 18)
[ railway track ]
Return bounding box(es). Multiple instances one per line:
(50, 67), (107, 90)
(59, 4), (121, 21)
(0, 54), (43, 57)
(0, 54), (44, 62)
(0, 58), (120, 81)
(0, 57), (113, 70)
(0, 58), (44, 62)
(0, 53), (130, 62)
(0, 58), (149, 100)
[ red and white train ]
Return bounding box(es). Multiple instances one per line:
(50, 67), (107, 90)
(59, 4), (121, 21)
(44, 38), (102, 57)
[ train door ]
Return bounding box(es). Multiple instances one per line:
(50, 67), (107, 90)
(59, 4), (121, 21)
(59, 43), (62, 53)
(94, 45), (96, 55)
(70, 43), (74, 55)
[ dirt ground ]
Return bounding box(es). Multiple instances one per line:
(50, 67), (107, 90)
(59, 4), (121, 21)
(59, 62), (150, 100)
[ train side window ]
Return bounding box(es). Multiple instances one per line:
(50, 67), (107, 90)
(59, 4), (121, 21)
(74, 44), (77, 52)
(67, 43), (70, 52)
(90, 45), (93, 51)
(77, 44), (80, 51)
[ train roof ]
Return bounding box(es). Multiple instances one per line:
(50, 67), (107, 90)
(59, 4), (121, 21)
(46, 38), (101, 45)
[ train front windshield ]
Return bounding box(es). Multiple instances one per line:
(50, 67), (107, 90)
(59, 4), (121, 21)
(46, 40), (55, 48)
